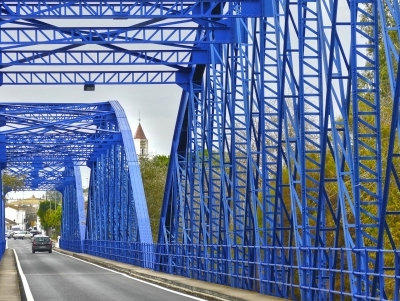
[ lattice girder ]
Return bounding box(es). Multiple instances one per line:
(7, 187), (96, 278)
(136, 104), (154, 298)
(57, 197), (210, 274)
(0, 0), (400, 300)
(0, 102), (153, 266)
(158, 0), (400, 300)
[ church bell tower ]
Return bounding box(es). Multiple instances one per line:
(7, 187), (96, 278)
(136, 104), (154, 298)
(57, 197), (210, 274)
(134, 117), (148, 157)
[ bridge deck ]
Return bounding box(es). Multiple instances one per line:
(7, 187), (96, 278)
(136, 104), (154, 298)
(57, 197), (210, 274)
(55, 248), (284, 301)
(0, 244), (284, 301)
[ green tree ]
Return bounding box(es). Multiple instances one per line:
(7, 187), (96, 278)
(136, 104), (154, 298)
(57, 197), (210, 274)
(45, 206), (62, 238)
(139, 155), (169, 241)
(359, 3), (400, 298)
(37, 201), (52, 230)
(37, 199), (62, 238)
(2, 172), (25, 199)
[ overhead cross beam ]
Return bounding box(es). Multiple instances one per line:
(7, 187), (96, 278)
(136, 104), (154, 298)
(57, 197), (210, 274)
(0, 0), (272, 86)
(0, 102), (153, 265)
(0, 0), (263, 19)
(0, 50), (209, 66)
(0, 70), (187, 85)
(0, 26), (232, 46)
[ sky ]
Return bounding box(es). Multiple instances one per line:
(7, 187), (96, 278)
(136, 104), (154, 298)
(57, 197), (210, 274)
(2, 83), (182, 199)
(0, 16), (187, 199)
(2, 2), (353, 199)
(0, 84), (182, 156)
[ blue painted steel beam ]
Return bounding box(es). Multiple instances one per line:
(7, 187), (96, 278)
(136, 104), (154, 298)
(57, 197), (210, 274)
(1, 0), (400, 300)
(109, 101), (153, 244)
(0, 170), (5, 258)
(0, 0), (264, 19)
(0, 26), (232, 46)
(157, 0), (400, 299)
(371, 0), (400, 298)
(0, 71), (186, 85)
(58, 163), (86, 252)
(84, 101), (153, 267)
(0, 101), (154, 264)
(0, 50), (209, 66)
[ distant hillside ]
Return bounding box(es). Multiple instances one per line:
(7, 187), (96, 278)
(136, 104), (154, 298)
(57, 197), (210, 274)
(6, 197), (43, 207)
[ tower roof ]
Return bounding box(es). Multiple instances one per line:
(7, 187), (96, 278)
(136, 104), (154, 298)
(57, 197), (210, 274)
(134, 123), (147, 139)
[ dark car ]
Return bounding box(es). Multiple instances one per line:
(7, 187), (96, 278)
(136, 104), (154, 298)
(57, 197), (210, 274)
(32, 235), (52, 253)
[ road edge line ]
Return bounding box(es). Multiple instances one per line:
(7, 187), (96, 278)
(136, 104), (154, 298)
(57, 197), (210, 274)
(54, 250), (210, 301)
(13, 249), (35, 301)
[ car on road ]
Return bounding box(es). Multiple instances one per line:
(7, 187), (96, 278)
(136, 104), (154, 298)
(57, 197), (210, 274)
(32, 235), (52, 253)
(5, 230), (13, 239)
(13, 231), (33, 240)
(11, 226), (21, 232)
(30, 229), (41, 236)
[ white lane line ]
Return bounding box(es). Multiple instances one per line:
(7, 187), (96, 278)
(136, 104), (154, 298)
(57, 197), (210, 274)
(13, 249), (35, 301)
(54, 250), (207, 301)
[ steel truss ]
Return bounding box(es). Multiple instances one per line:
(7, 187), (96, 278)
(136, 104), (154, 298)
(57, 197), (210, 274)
(0, 102), (153, 265)
(0, 1), (262, 19)
(0, 0), (263, 86)
(0, 0), (399, 301)
(158, 1), (400, 301)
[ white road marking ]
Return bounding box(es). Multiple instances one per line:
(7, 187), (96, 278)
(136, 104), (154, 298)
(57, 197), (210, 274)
(13, 249), (35, 301)
(54, 250), (207, 301)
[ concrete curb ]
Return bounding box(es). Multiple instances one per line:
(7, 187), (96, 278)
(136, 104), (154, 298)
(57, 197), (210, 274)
(13, 250), (27, 301)
(55, 248), (281, 301)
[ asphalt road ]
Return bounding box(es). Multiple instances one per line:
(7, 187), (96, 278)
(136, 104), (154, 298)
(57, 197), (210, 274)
(9, 239), (206, 301)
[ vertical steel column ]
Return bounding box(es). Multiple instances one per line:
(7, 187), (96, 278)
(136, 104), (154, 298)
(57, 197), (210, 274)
(349, 0), (382, 298)
(157, 90), (190, 274)
(110, 101), (153, 267)
(278, 0), (305, 298)
(0, 170), (4, 258)
(205, 31), (233, 285)
(186, 75), (205, 278)
(372, 0), (400, 297)
(318, 0), (348, 298)
(85, 123), (148, 263)
(295, 0), (329, 299)
(86, 161), (99, 241)
(113, 144), (121, 241)
(258, 2), (290, 296)
(0, 113), (4, 257)
(60, 165), (83, 252)
(74, 166), (86, 252)
(119, 149), (129, 242)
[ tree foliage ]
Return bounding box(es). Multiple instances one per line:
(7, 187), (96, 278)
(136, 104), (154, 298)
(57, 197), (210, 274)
(37, 197), (62, 238)
(37, 201), (51, 230)
(44, 206), (62, 237)
(359, 4), (400, 298)
(139, 155), (169, 241)
(2, 172), (25, 197)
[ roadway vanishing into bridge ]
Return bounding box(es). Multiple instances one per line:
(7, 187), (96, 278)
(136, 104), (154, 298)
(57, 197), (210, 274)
(1, 1), (400, 300)
(11, 239), (206, 301)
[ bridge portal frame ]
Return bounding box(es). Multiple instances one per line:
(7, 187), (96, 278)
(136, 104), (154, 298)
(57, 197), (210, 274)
(0, 0), (400, 300)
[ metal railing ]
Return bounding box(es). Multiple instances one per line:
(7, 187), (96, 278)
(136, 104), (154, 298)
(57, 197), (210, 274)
(58, 240), (400, 301)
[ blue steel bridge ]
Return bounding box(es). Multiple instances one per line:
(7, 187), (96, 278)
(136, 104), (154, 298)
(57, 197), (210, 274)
(0, 1), (400, 300)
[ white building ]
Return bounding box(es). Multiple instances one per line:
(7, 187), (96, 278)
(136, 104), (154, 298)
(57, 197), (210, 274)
(134, 122), (149, 157)
(5, 196), (42, 231)
(5, 206), (27, 230)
